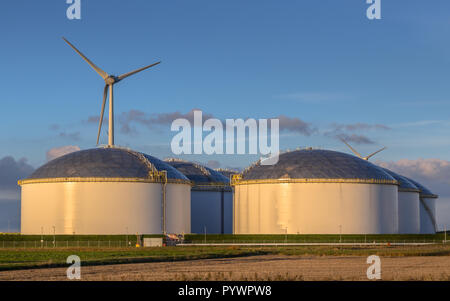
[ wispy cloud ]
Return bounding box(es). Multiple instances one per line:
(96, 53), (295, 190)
(87, 109), (316, 136)
(46, 145), (80, 162)
(276, 115), (316, 136)
(87, 108), (396, 144)
(49, 124), (60, 131)
(331, 122), (391, 132)
(335, 133), (375, 145)
(323, 122), (391, 145)
(58, 131), (81, 141)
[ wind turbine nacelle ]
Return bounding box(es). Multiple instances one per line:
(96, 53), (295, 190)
(105, 76), (119, 85)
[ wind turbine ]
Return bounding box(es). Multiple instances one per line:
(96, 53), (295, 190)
(339, 137), (386, 161)
(62, 37), (160, 147)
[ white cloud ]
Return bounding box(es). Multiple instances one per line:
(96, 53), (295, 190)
(377, 158), (450, 181)
(46, 145), (80, 162)
(0, 156), (34, 203)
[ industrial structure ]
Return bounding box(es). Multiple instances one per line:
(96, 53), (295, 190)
(215, 168), (240, 181)
(381, 168), (420, 234)
(18, 38), (441, 236)
(231, 149), (399, 234)
(165, 159), (232, 234)
(18, 38), (193, 235)
(405, 177), (438, 234)
(62, 37), (160, 147)
(340, 140), (439, 234)
(19, 148), (191, 234)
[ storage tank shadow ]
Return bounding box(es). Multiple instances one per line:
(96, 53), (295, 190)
(19, 147), (191, 235)
(165, 159), (233, 234)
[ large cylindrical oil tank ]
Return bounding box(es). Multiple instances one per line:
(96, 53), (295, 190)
(19, 147), (191, 235)
(232, 149), (399, 234)
(404, 177), (438, 234)
(382, 168), (420, 234)
(165, 159), (232, 234)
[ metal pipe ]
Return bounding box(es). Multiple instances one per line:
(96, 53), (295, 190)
(221, 189), (224, 234)
(161, 171), (167, 235)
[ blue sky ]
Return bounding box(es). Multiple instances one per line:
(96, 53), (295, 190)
(1, 1), (450, 231)
(0, 0), (449, 168)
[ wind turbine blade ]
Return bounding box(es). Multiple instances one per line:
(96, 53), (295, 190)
(96, 85), (108, 145)
(62, 37), (109, 80)
(364, 147), (386, 160)
(117, 61), (161, 81)
(339, 137), (363, 159)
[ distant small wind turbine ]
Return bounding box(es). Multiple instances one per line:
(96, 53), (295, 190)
(62, 37), (160, 147)
(339, 137), (386, 160)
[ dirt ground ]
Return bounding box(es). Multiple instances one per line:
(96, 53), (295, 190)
(0, 255), (449, 281)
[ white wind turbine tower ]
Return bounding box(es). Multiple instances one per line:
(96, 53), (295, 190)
(63, 37), (160, 147)
(339, 137), (386, 161)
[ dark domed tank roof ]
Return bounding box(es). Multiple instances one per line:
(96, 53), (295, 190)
(23, 148), (189, 182)
(403, 177), (438, 198)
(215, 168), (240, 180)
(240, 149), (396, 183)
(381, 168), (419, 192)
(164, 159), (229, 188)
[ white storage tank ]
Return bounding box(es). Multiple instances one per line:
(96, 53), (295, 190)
(19, 147), (191, 235)
(165, 159), (232, 234)
(404, 177), (438, 234)
(232, 149), (399, 234)
(382, 168), (420, 234)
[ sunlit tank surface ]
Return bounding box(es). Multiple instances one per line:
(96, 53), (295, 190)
(232, 149), (399, 234)
(382, 168), (420, 234)
(19, 148), (191, 235)
(165, 159), (232, 234)
(403, 177), (438, 234)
